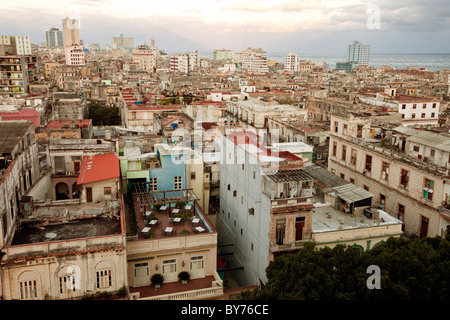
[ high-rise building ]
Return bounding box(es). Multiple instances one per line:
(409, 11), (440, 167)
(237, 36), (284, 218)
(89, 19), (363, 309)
(347, 40), (370, 65)
(131, 43), (157, 73)
(62, 17), (80, 47)
(240, 48), (269, 74)
(45, 28), (64, 47)
(112, 34), (134, 52)
(62, 17), (85, 66)
(284, 52), (300, 73)
(170, 53), (189, 73)
(213, 49), (236, 62)
(0, 35), (31, 55)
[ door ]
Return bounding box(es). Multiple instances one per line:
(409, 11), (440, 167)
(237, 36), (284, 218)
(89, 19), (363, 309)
(133, 263), (149, 287)
(419, 216), (429, 239)
(190, 256), (205, 279)
(86, 187), (92, 203)
(295, 217), (305, 241)
(162, 259), (177, 282)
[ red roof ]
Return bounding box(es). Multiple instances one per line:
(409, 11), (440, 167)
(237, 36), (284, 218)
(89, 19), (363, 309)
(77, 153), (120, 185)
(0, 110), (40, 127)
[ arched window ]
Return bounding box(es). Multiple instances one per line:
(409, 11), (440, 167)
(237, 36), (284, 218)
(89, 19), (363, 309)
(95, 260), (114, 290)
(17, 270), (40, 300)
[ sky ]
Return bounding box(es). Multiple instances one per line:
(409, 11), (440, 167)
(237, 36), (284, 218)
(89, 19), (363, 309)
(1, 0), (449, 54)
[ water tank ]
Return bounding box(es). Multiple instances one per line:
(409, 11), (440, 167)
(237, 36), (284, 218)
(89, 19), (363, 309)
(104, 130), (111, 140)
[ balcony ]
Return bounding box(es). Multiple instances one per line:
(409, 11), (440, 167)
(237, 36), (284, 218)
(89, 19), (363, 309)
(269, 239), (309, 253)
(129, 271), (223, 300)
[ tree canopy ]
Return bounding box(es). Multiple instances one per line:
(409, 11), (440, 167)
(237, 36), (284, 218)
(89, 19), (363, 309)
(88, 102), (121, 126)
(238, 236), (450, 300)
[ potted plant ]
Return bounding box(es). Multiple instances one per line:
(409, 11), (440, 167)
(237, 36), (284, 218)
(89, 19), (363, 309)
(151, 273), (164, 289)
(181, 229), (190, 235)
(178, 271), (190, 285)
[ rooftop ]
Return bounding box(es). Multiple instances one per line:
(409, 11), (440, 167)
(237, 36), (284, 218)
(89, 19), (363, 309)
(77, 153), (120, 185)
(0, 120), (33, 154)
(45, 119), (92, 130)
(312, 203), (402, 233)
(10, 202), (122, 245)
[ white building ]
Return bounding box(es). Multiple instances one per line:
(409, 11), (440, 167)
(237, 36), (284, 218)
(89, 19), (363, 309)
(284, 52), (300, 73)
(170, 53), (189, 73)
(64, 45), (85, 66)
(0, 35), (31, 55)
(347, 40), (370, 66)
(240, 48), (269, 74)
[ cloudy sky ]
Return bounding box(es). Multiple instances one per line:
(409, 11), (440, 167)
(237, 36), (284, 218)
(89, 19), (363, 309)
(1, 0), (449, 54)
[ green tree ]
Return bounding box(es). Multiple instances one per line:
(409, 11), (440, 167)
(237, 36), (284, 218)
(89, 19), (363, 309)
(238, 236), (450, 300)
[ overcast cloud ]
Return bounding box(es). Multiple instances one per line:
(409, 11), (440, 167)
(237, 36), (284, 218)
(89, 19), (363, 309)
(0, 0), (449, 53)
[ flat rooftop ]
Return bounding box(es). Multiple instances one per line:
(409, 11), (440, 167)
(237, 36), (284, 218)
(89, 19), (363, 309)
(236, 100), (299, 112)
(312, 203), (402, 233)
(11, 202), (121, 245)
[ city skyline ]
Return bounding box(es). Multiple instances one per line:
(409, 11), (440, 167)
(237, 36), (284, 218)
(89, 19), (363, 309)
(1, 0), (450, 53)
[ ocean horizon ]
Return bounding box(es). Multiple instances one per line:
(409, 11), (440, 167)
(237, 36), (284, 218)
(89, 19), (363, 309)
(196, 52), (450, 72)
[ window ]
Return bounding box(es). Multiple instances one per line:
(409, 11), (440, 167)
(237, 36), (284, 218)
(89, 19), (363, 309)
(411, 113), (416, 119)
(190, 256), (204, 271)
(190, 172), (196, 180)
(150, 177), (158, 191)
(276, 219), (286, 245)
(334, 121), (339, 133)
(421, 113), (426, 118)
(59, 275), (76, 294)
(104, 187), (112, 195)
(19, 280), (38, 300)
(398, 204), (405, 231)
(400, 169), (409, 189)
(379, 194), (386, 206)
(350, 149), (357, 166)
(96, 270), (112, 289)
(343, 124), (348, 135)
(412, 104), (417, 109)
(431, 113), (435, 118)
(350, 178), (355, 184)
(413, 146), (420, 152)
(340, 173), (345, 179)
(162, 259), (177, 274)
(423, 178), (434, 201)
(341, 145), (347, 161)
(381, 162), (389, 181)
(332, 141), (337, 157)
(365, 155), (372, 172)
(401, 104), (406, 110)
(174, 176), (182, 190)
(432, 103), (436, 108)
(363, 185), (369, 191)
(430, 149), (435, 157)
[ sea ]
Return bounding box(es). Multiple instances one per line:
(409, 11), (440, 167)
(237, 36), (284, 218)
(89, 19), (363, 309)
(200, 52), (450, 72)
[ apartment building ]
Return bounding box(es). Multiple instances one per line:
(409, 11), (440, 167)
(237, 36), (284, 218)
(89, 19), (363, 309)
(239, 48), (269, 74)
(0, 55), (38, 98)
(64, 44), (85, 66)
(0, 121), (40, 249)
(284, 52), (300, 73)
(213, 49), (236, 62)
(132, 44), (157, 73)
(218, 130), (315, 286)
(170, 54), (189, 73)
(327, 113), (450, 238)
(347, 40), (370, 66)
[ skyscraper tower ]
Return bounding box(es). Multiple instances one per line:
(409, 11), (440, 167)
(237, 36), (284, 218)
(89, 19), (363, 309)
(347, 40), (370, 66)
(45, 28), (64, 47)
(62, 17), (80, 47)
